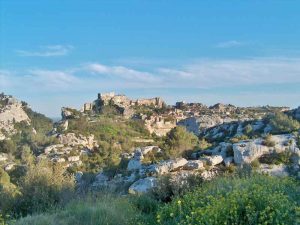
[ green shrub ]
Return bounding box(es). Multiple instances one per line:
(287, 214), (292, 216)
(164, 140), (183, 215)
(156, 175), (300, 225)
(163, 126), (198, 158)
(151, 174), (203, 202)
(259, 151), (293, 165)
(250, 159), (260, 168)
(11, 160), (75, 217)
(269, 112), (300, 134)
(243, 124), (253, 135)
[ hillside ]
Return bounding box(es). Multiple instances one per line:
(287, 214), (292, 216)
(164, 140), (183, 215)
(0, 92), (299, 224)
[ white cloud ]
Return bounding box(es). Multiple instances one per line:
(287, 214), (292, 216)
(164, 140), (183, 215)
(157, 57), (300, 88)
(85, 63), (160, 83)
(215, 40), (244, 48)
(2, 58), (300, 92)
(1, 57), (300, 116)
(26, 69), (79, 89)
(16, 45), (73, 57)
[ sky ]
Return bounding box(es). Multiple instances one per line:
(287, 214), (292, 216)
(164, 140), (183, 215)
(1, 0), (300, 118)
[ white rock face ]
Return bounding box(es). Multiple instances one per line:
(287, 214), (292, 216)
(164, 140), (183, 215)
(153, 158), (188, 175)
(233, 135), (300, 164)
(201, 155), (223, 166)
(0, 153), (8, 161)
(0, 95), (30, 139)
(184, 160), (204, 170)
(58, 133), (97, 150)
(128, 177), (157, 195)
(233, 139), (270, 164)
(178, 115), (237, 135)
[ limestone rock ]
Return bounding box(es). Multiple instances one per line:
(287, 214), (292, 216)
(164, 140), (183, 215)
(0, 153), (8, 161)
(184, 160), (204, 170)
(224, 157), (234, 167)
(233, 139), (270, 164)
(201, 155), (223, 166)
(128, 177), (157, 195)
(0, 94), (30, 139)
(61, 107), (77, 119)
(127, 159), (142, 171)
(153, 158), (188, 175)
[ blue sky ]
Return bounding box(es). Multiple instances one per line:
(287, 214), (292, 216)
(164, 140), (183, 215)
(1, 0), (300, 117)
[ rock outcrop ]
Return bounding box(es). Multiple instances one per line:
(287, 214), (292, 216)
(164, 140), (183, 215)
(0, 94), (30, 139)
(128, 177), (157, 195)
(233, 134), (299, 164)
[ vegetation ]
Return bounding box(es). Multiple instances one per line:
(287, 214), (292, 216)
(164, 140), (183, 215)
(0, 160), (75, 218)
(269, 112), (300, 134)
(259, 151), (294, 165)
(262, 134), (276, 147)
(13, 195), (144, 225)
(66, 115), (153, 173)
(9, 174), (300, 225)
(163, 126), (198, 158)
(156, 175), (300, 225)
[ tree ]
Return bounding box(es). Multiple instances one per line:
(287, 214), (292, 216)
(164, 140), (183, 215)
(164, 126), (198, 158)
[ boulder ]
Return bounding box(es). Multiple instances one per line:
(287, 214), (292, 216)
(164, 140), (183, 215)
(169, 158), (188, 171)
(127, 159), (142, 171)
(0, 153), (8, 161)
(128, 177), (157, 195)
(223, 157), (233, 167)
(201, 155), (223, 166)
(184, 160), (204, 170)
(233, 139), (270, 164)
(153, 158), (188, 175)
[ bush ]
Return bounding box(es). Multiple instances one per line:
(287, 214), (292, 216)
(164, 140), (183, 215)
(156, 175), (300, 225)
(269, 112), (300, 134)
(259, 151), (293, 165)
(11, 160), (75, 217)
(250, 159), (260, 168)
(163, 126), (198, 158)
(151, 174), (203, 202)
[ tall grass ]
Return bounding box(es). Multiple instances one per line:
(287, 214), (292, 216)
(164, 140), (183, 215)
(13, 195), (144, 225)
